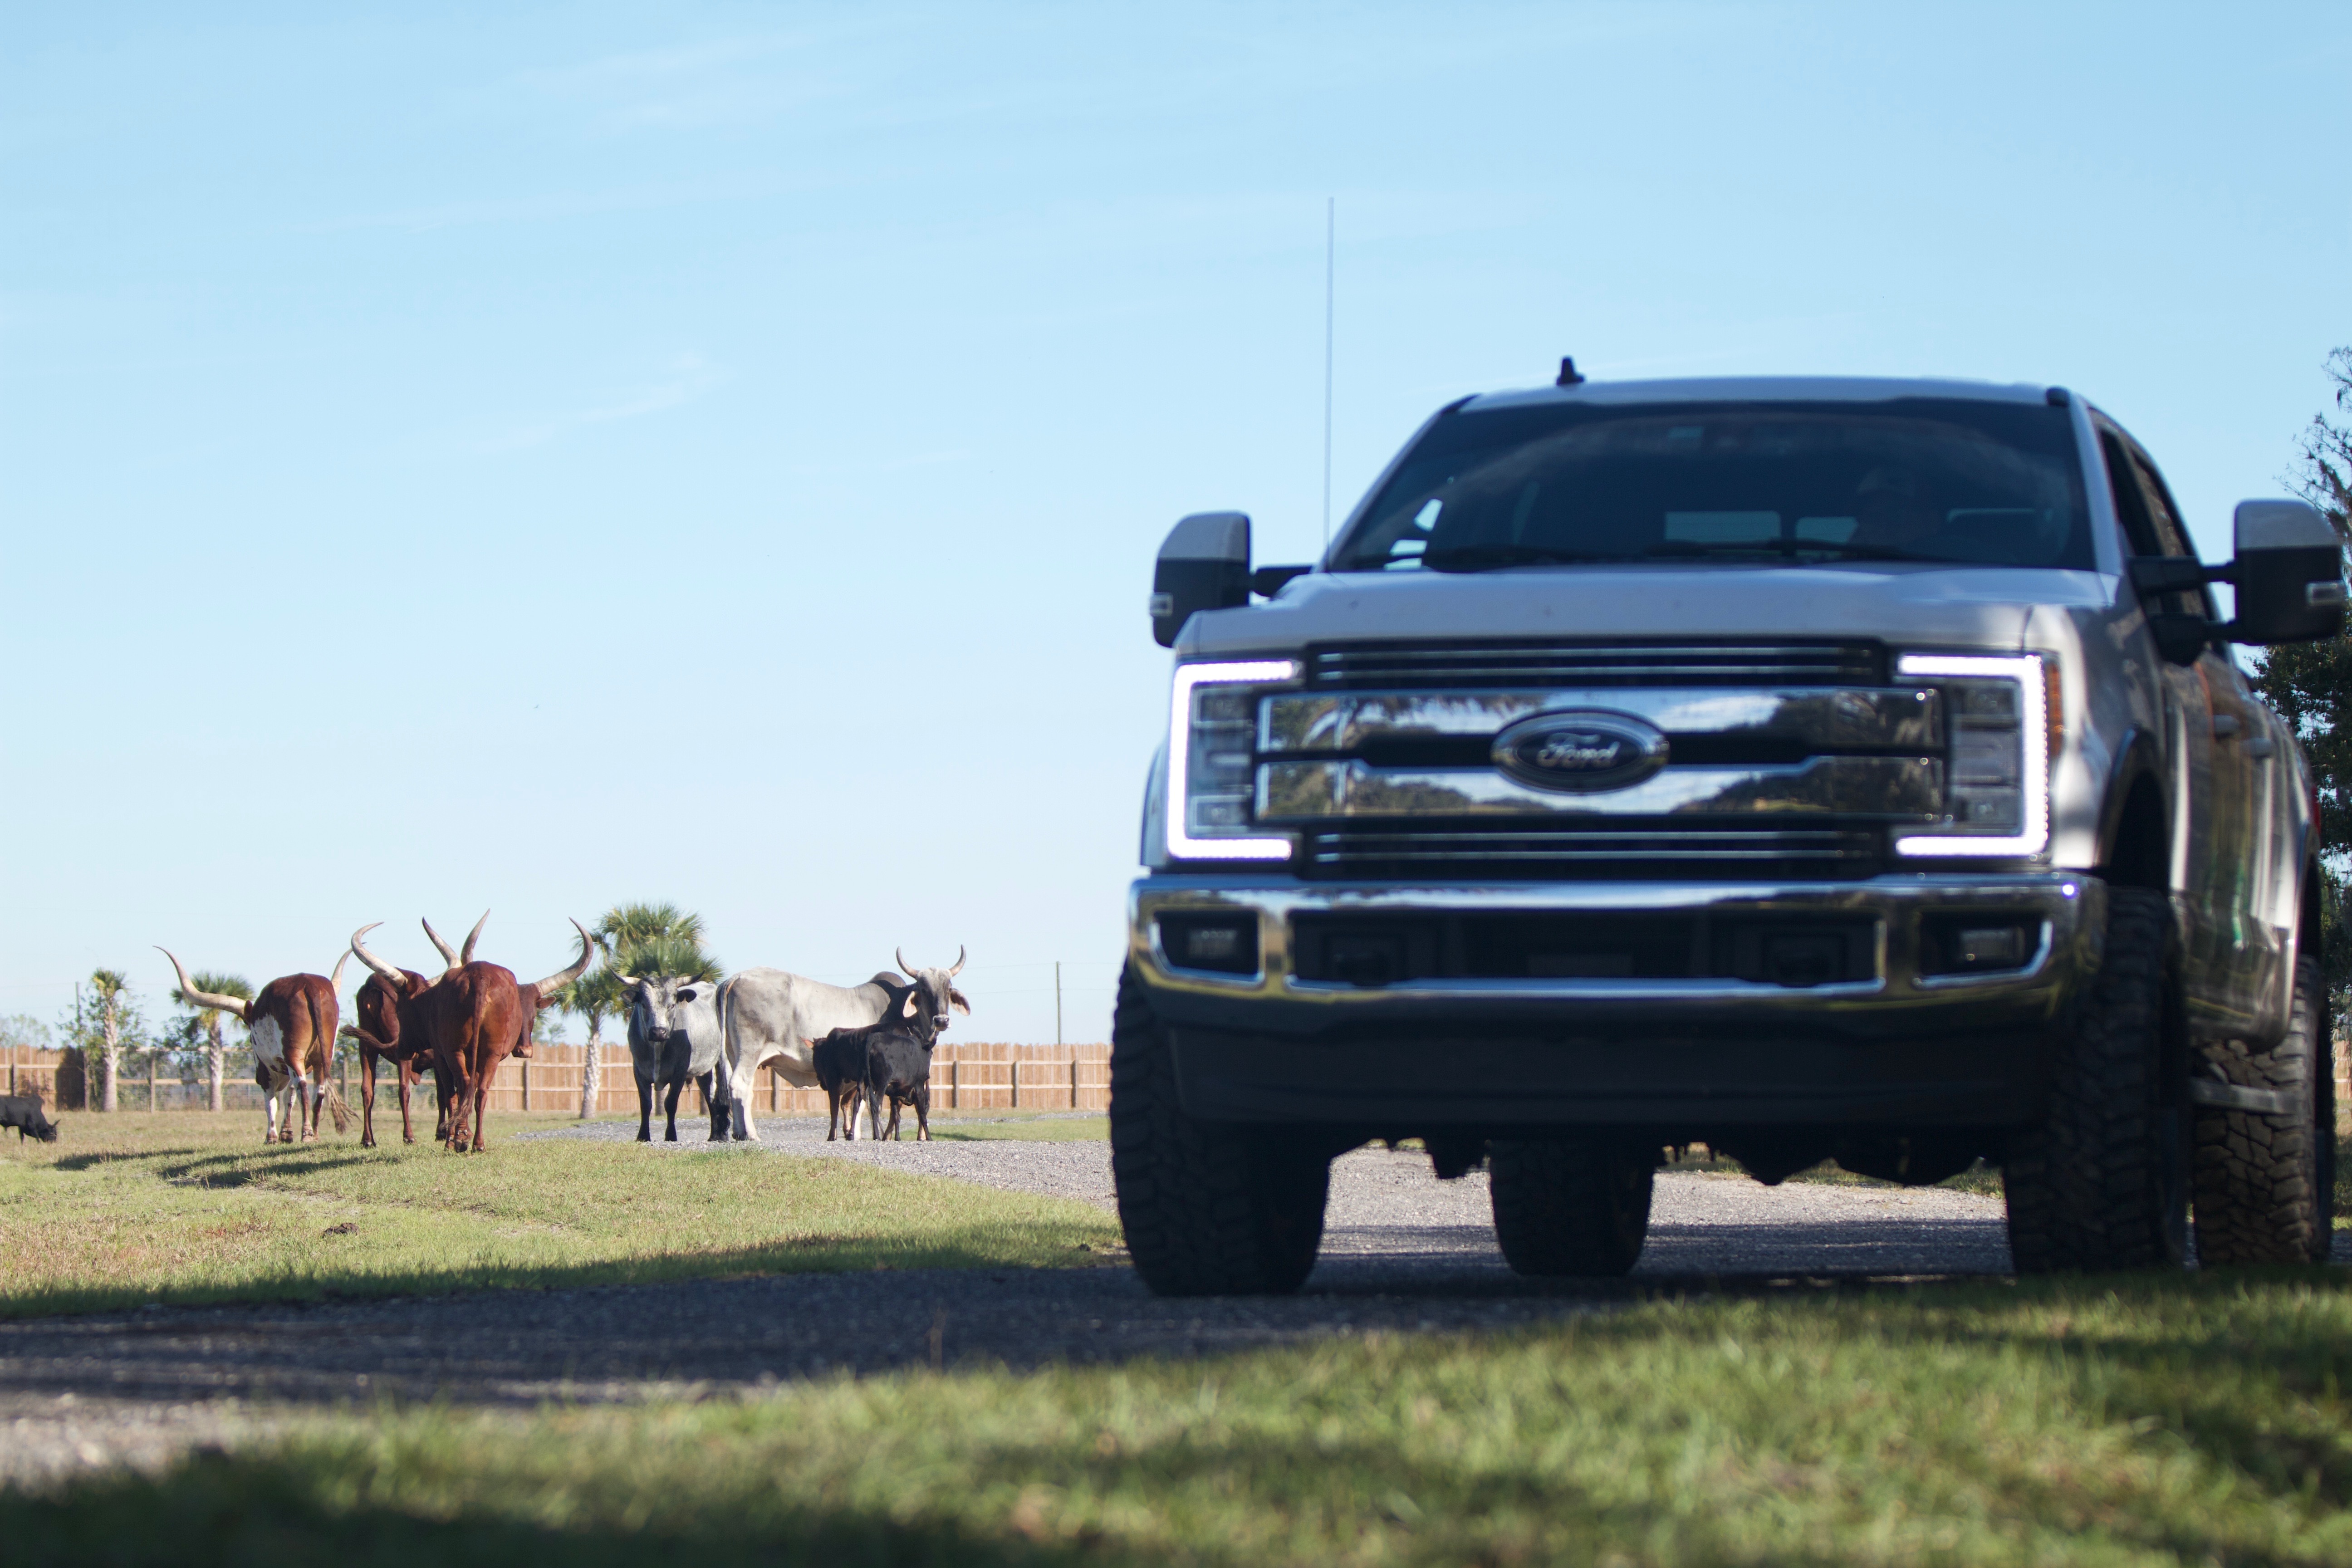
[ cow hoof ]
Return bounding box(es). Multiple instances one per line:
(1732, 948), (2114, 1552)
(279, 1131), (295, 1144)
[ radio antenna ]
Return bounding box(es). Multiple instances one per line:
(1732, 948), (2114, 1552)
(1322, 196), (1335, 552)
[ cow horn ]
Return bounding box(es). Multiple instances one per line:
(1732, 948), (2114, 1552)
(328, 950), (351, 991)
(896, 946), (913, 978)
(949, 945), (965, 977)
(157, 947), (250, 1020)
(460, 909), (490, 965)
(349, 924), (403, 984)
(525, 919), (597, 994)
(421, 918), (461, 975)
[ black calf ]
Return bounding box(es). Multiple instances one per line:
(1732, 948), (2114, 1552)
(811, 1027), (871, 1141)
(2, 1095), (60, 1143)
(861, 1026), (935, 1142)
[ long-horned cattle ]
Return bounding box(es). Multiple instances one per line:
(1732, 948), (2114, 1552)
(345, 920), (463, 1147)
(349, 914), (594, 1152)
(719, 947), (967, 1141)
(620, 970), (731, 1142)
(159, 948), (354, 1145)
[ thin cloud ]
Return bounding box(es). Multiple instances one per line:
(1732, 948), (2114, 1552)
(475, 353), (720, 453)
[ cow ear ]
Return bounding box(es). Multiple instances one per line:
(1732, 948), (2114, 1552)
(950, 988), (971, 1014)
(677, 988), (697, 1003)
(900, 990), (918, 1018)
(801, 1037), (819, 1049)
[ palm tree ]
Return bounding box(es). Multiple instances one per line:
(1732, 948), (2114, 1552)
(88, 969), (130, 1112)
(175, 970), (253, 1113)
(560, 967), (625, 1118)
(595, 902), (708, 961)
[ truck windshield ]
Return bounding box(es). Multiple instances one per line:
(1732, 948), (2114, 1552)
(1329, 398), (2094, 573)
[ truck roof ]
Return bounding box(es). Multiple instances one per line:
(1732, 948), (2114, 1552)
(1462, 375), (2058, 414)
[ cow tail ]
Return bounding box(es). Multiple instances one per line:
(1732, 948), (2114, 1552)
(309, 984), (352, 1133)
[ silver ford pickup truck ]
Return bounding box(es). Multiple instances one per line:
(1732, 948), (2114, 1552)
(1110, 372), (2346, 1294)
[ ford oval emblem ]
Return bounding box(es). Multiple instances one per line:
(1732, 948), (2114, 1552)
(1492, 710), (1670, 792)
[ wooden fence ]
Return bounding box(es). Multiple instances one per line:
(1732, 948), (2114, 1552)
(2, 1040), (1111, 1117)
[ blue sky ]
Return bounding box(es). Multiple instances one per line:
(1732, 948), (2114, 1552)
(4, 2), (2347, 1044)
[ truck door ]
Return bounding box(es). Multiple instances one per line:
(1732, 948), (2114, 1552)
(2101, 424), (2267, 1035)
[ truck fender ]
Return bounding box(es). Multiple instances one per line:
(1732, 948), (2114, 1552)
(2094, 725), (2167, 888)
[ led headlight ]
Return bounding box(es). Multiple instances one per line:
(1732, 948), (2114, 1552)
(1894, 653), (2051, 858)
(1166, 660), (1298, 861)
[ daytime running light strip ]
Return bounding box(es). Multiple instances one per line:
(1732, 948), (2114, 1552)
(1166, 660), (1298, 861)
(1893, 653), (2050, 858)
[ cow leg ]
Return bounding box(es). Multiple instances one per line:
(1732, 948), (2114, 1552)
(864, 1083), (885, 1145)
(397, 1064), (417, 1144)
(298, 1076), (317, 1142)
(263, 1086), (280, 1145)
(914, 1083), (931, 1142)
(470, 1075), (490, 1152)
(634, 1073), (655, 1142)
(825, 1085), (842, 1142)
(730, 1053), (764, 1142)
(699, 1071), (726, 1142)
(662, 1076), (683, 1142)
(710, 1053), (743, 1142)
(358, 1053), (376, 1148)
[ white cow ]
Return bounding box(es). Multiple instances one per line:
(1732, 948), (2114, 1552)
(719, 948), (968, 1140)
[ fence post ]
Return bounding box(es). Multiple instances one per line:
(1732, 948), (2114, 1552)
(1011, 1056), (1019, 1109)
(950, 1056), (959, 1110)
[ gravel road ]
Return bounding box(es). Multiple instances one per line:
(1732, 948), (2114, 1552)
(2, 1114), (2301, 1490)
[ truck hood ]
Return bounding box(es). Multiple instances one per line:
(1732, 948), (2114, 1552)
(1179, 564), (2117, 659)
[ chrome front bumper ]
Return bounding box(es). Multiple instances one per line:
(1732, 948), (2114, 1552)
(1126, 872), (2106, 1128)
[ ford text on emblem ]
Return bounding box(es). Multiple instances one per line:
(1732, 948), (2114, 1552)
(1491, 710), (1670, 793)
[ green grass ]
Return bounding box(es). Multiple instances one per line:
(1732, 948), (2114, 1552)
(8, 1270), (2352, 1565)
(0, 1110), (1120, 1318)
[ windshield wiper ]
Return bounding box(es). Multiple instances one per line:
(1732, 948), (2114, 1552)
(1642, 538), (1936, 564)
(1421, 544), (1625, 572)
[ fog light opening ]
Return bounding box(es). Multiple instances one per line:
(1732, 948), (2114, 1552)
(1155, 913), (1261, 976)
(1920, 915), (2041, 977)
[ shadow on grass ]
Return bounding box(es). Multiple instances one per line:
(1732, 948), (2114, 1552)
(0, 1451), (1121, 1568)
(0, 1224), (1119, 1323)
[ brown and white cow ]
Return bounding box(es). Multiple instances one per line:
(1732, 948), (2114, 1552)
(159, 949), (354, 1144)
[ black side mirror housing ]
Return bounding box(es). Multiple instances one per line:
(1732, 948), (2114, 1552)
(1151, 512), (1251, 647)
(2226, 500), (2346, 645)
(2122, 499), (2345, 663)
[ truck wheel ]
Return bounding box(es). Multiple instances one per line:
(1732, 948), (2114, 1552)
(2192, 952), (2337, 1265)
(1109, 965), (1328, 1295)
(2004, 886), (2189, 1273)
(1488, 1138), (1654, 1277)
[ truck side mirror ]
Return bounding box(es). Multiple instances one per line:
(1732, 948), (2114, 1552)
(1150, 511), (1250, 648)
(2226, 499), (2347, 645)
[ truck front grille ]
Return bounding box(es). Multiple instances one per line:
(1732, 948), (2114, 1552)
(1300, 823), (1883, 882)
(1308, 639), (1884, 690)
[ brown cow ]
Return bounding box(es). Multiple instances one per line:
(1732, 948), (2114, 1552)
(355, 915), (593, 1152)
(159, 949), (354, 1144)
(346, 921), (460, 1148)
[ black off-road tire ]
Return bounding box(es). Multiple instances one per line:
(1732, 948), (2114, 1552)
(2192, 952), (2337, 1265)
(1488, 1138), (1655, 1277)
(2005, 886), (2190, 1273)
(1109, 965), (1329, 1296)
